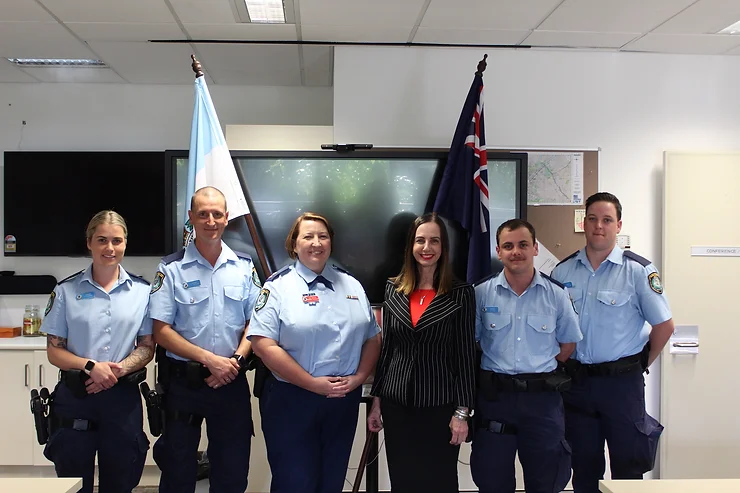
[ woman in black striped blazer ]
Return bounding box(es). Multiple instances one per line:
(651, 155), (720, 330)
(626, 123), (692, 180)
(368, 213), (476, 493)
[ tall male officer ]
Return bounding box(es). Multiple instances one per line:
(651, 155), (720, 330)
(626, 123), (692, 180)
(149, 186), (261, 493)
(551, 192), (674, 493)
(472, 219), (582, 493)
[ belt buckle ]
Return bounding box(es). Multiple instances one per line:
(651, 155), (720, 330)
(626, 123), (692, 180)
(513, 378), (528, 392)
(72, 419), (88, 431)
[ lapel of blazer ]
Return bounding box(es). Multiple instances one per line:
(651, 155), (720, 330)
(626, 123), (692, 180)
(414, 287), (461, 331)
(384, 287), (414, 331)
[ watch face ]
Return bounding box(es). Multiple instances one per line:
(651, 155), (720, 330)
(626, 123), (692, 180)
(85, 360), (95, 372)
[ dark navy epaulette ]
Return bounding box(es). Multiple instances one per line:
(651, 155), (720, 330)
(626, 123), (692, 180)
(555, 250), (580, 267)
(162, 249), (185, 265)
(473, 272), (497, 287)
(540, 273), (565, 290)
(332, 264), (358, 280)
(58, 270), (84, 285)
(128, 273), (150, 285)
(623, 250), (651, 267)
(266, 265), (291, 283)
(233, 250), (253, 262)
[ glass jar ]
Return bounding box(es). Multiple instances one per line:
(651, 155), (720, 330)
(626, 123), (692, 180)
(31, 305), (43, 336)
(22, 305), (37, 337)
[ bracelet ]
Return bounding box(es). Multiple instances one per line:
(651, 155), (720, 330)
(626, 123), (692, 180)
(453, 408), (470, 421)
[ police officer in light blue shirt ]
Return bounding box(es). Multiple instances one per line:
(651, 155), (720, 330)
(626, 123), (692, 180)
(249, 212), (381, 493)
(551, 192), (674, 493)
(149, 186), (261, 493)
(471, 219), (582, 493)
(42, 211), (154, 493)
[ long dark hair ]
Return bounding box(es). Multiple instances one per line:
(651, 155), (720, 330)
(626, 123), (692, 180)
(392, 213), (453, 296)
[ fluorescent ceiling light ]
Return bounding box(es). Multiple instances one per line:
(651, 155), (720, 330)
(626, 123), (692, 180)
(7, 58), (107, 67)
(718, 20), (740, 34)
(244, 0), (286, 23)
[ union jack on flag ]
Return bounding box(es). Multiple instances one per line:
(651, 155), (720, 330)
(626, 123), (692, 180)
(432, 71), (492, 284)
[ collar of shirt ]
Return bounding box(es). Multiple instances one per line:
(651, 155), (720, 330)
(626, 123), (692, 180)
(80, 263), (131, 290)
(576, 245), (624, 271)
(182, 240), (238, 269)
(492, 269), (547, 295)
(294, 260), (336, 289)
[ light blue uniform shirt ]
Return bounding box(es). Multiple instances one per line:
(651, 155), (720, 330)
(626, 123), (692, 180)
(41, 264), (152, 363)
(474, 270), (582, 375)
(247, 261), (380, 380)
(148, 241), (261, 361)
(551, 246), (672, 364)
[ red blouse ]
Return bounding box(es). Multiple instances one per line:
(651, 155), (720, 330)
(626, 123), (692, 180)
(409, 289), (436, 327)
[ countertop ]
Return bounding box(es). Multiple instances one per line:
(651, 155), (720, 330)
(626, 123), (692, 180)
(0, 336), (47, 350)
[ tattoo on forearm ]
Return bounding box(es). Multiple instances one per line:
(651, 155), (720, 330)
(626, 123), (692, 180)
(121, 335), (154, 373)
(47, 335), (67, 349)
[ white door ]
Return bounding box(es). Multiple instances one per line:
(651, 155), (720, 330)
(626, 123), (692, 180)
(661, 151), (740, 478)
(0, 350), (35, 465)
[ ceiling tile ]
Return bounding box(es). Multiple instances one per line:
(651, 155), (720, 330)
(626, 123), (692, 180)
(421, 0), (562, 30)
(19, 66), (126, 83)
(87, 41), (196, 83)
(413, 28), (529, 45)
(67, 22), (186, 42)
(301, 45), (332, 86)
(622, 33), (740, 54)
(39, 0), (176, 23)
(0, 58), (39, 82)
(169, 0), (238, 24)
(299, 0), (427, 28)
(654, 0), (740, 34)
(302, 25), (412, 43)
(192, 43), (302, 85)
(0, 0), (56, 21)
(524, 30), (640, 49)
(0, 22), (95, 59)
(540, 0), (696, 33)
(184, 23), (298, 40)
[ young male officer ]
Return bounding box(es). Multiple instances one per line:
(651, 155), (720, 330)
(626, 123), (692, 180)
(472, 219), (582, 493)
(551, 192), (674, 493)
(149, 186), (261, 493)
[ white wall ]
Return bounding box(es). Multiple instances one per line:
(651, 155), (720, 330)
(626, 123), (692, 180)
(334, 45), (740, 484)
(0, 82), (332, 326)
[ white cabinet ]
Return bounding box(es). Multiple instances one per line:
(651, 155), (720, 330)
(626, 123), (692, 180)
(33, 349), (55, 466)
(0, 350), (37, 465)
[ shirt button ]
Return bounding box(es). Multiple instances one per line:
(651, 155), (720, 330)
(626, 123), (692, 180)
(103, 346), (109, 352)
(190, 298), (195, 303)
(106, 310), (110, 316)
(588, 292), (591, 296)
(105, 328), (111, 333)
(517, 316), (521, 320)
(215, 313), (219, 318)
(517, 337), (521, 341)
(490, 324), (496, 328)
(611, 300), (616, 305)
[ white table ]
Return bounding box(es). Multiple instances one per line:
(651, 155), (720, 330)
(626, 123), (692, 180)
(0, 477), (82, 493)
(600, 479), (740, 493)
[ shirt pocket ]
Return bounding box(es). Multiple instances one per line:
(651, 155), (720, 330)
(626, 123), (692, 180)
(174, 286), (210, 331)
(223, 284), (247, 328)
(595, 290), (633, 331)
(526, 314), (558, 353)
(483, 313), (511, 332)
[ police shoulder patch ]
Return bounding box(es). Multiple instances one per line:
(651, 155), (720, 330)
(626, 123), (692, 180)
(150, 271), (165, 294)
(44, 291), (56, 316)
(255, 288), (270, 311)
(251, 267), (262, 288)
(648, 272), (663, 294)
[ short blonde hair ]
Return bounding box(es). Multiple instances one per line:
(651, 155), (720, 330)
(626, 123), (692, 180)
(284, 212), (334, 260)
(86, 210), (128, 240)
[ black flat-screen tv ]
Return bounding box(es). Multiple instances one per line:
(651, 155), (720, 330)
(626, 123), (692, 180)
(168, 150), (527, 304)
(4, 151), (174, 256)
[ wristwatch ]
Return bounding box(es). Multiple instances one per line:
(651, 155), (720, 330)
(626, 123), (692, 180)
(231, 353), (246, 369)
(84, 360), (96, 374)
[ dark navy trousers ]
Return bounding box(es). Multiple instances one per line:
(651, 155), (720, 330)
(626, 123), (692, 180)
(259, 377), (361, 493)
(153, 375), (253, 493)
(44, 381), (149, 493)
(470, 391), (571, 493)
(563, 370), (663, 493)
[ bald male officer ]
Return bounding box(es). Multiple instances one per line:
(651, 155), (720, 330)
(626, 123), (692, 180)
(149, 186), (261, 493)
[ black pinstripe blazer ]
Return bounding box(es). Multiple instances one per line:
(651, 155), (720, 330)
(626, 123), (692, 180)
(370, 278), (476, 408)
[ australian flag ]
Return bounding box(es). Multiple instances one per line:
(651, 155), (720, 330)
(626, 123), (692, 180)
(433, 72), (492, 284)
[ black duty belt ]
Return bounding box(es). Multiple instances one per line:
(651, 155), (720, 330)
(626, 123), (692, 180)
(579, 352), (643, 377)
(481, 370), (570, 392)
(478, 418), (518, 435)
(54, 416), (98, 432)
(167, 358), (212, 379)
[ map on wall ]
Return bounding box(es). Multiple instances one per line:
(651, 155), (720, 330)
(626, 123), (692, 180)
(527, 152), (584, 205)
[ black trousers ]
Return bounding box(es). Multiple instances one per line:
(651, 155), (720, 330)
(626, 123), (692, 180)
(381, 399), (460, 493)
